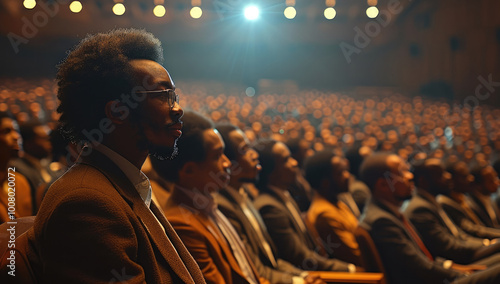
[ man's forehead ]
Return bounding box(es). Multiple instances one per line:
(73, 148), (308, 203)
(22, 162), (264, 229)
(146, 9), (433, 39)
(204, 129), (224, 149)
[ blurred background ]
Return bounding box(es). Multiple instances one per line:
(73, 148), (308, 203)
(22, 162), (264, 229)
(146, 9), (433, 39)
(1, 0), (499, 102)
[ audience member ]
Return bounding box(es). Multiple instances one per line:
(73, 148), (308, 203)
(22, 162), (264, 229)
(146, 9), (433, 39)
(439, 161), (500, 239)
(404, 158), (500, 266)
(154, 111), (268, 284)
(304, 150), (362, 266)
(253, 139), (355, 272)
(359, 153), (500, 284)
(216, 123), (323, 284)
(23, 29), (205, 283)
(11, 120), (58, 212)
(0, 111), (32, 223)
(468, 164), (500, 228)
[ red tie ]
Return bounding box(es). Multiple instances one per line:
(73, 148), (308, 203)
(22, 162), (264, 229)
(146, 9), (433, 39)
(400, 215), (434, 261)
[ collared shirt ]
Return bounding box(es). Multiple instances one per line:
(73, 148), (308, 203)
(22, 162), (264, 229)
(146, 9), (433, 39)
(94, 143), (152, 207)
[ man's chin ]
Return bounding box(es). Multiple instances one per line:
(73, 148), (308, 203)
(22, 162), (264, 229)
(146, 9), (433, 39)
(149, 144), (178, 161)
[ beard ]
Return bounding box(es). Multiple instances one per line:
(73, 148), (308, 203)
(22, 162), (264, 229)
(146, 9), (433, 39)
(148, 140), (179, 161)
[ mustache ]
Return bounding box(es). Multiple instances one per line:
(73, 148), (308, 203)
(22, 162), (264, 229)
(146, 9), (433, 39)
(165, 120), (183, 128)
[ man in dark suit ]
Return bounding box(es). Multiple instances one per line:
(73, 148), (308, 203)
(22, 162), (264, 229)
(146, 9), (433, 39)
(253, 139), (354, 272)
(22, 29), (205, 283)
(439, 161), (500, 239)
(468, 164), (500, 228)
(152, 111), (268, 284)
(215, 123), (323, 284)
(404, 158), (500, 266)
(359, 153), (500, 284)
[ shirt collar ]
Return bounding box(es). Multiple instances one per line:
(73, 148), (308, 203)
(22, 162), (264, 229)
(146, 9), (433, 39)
(94, 143), (152, 207)
(224, 185), (245, 204)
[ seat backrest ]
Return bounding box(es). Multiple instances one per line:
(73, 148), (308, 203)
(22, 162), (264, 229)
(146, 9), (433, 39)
(0, 216), (37, 283)
(354, 224), (386, 280)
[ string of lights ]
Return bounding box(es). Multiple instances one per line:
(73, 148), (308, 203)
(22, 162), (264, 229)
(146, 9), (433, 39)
(21, 0), (382, 19)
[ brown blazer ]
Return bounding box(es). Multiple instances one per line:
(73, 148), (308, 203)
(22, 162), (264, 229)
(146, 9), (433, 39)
(26, 149), (205, 284)
(164, 187), (257, 284)
(307, 195), (362, 266)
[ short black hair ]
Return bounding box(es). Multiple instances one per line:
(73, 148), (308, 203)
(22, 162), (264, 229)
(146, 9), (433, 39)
(254, 139), (278, 189)
(303, 150), (335, 190)
(470, 163), (488, 185)
(151, 111), (214, 183)
(56, 28), (163, 143)
(359, 152), (392, 191)
(0, 111), (14, 121)
(215, 123), (239, 161)
(411, 159), (430, 188)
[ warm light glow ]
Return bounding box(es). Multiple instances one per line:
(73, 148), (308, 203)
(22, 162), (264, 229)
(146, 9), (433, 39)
(113, 3), (126, 16)
(153, 5), (166, 17)
(244, 5), (259, 20)
(324, 7), (336, 19)
(23, 0), (36, 9)
(190, 6), (203, 19)
(69, 1), (82, 13)
(367, 0), (378, 6)
(366, 6), (379, 18)
(284, 7), (296, 19)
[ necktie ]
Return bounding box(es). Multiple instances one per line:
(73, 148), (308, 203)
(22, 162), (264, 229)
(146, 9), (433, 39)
(213, 209), (260, 284)
(239, 188), (278, 268)
(400, 215), (434, 261)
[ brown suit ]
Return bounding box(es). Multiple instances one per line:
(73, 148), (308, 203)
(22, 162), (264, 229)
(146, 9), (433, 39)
(164, 187), (260, 284)
(26, 150), (205, 284)
(307, 195), (362, 266)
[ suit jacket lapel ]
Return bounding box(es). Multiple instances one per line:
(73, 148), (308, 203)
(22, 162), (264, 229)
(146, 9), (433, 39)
(80, 150), (201, 284)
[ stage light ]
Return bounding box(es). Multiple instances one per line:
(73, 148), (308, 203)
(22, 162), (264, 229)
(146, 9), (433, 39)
(23, 0), (36, 9)
(366, 6), (379, 18)
(244, 5), (259, 20)
(284, 6), (296, 19)
(153, 5), (166, 17)
(324, 7), (336, 20)
(113, 3), (126, 16)
(69, 1), (82, 13)
(190, 6), (203, 19)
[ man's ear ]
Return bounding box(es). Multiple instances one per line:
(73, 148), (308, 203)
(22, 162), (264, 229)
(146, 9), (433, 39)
(105, 100), (130, 124)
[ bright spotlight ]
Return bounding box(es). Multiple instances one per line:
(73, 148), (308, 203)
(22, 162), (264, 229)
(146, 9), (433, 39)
(112, 3), (126, 16)
(153, 5), (166, 17)
(284, 7), (296, 19)
(366, 6), (379, 18)
(23, 0), (36, 9)
(190, 6), (203, 19)
(244, 5), (259, 20)
(324, 7), (336, 20)
(69, 1), (82, 13)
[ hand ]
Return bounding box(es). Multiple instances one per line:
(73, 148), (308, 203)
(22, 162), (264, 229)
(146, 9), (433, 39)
(304, 274), (326, 284)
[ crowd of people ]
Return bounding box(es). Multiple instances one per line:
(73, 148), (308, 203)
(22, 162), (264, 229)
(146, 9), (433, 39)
(1, 28), (500, 283)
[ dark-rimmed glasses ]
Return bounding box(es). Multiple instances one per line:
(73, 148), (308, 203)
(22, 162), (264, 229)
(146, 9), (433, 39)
(137, 89), (179, 109)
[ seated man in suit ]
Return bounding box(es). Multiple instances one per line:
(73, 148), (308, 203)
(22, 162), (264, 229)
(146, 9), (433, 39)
(215, 123), (323, 284)
(253, 139), (355, 272)
(359, 153), (500, 284)
(22, 29), (205, 283)
(304, 150), (362, 266)
(439, 161), (500, 239)
(152, 111), (268, 284)
(404, 158), (500, 266)
(468, 164), (500, 228)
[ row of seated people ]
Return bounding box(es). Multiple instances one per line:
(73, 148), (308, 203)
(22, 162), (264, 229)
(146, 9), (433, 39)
(3, 108), (500, 283)
(142, 111), (500, 284)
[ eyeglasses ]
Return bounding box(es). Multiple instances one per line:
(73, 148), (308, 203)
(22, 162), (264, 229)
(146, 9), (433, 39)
(137, 89), (179, 109)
